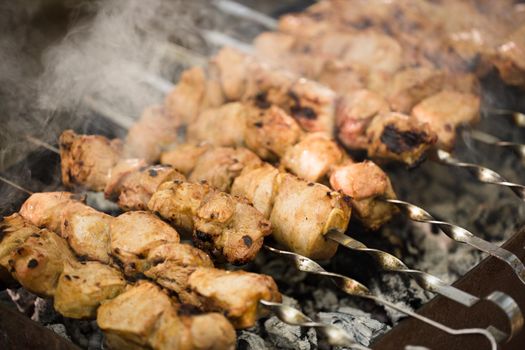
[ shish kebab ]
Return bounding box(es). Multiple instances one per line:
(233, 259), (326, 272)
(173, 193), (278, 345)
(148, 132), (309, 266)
(20, 128), (515, 344)
(0, 180), (505, 349)
(1, 202), (361, 349)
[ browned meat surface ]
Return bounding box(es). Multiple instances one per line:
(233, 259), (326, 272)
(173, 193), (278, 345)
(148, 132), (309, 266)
(161, 144), (211, 176)
(110, 211), (180, 275)
(54, 261), (126, 319)
(281, 132), (344, 182)
(493, 24), (525, 89)
(244, 104), (302, 161)
(336, 89), (390, 150)
(412, 90), (480, 150)
(366, 112), (437, 165)
(149, 181), (271, 264)
(104, 158), (147, 200)
(164, 66), (224, 125)
(330, 161), (397, 229)
(59, 130), (123, 191)
(97, 281), (236, 350)
(189, 147), (262, 192)
(270, 173), (351, 259)
(231, 163), (280, 218)
(117, 165), (186, 211)
(188, 267), (281, 329)
(187, 102), (248, 147)
(124, 106), (179, 163)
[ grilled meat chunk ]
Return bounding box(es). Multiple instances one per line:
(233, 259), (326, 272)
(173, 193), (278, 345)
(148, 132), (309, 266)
(188, 267), (281, 329)
(330, 161), (397, 229)
(189, 147), (262, 192)
(110, 211), (180, 275)
(104, 158), (147, 200)
(149, 181), (271, 264)
(188, 102), (248, 148)
(412, 90), (480, 150)
(60, 130), (123, 191)
(124, 106), (179, 163)
(54, 261), (126, 319)
(160, 144), (211, 176)
(281, 132), (344, 182)
(494, 24), (525, 90)
(366, 112), (437, 165)
(117, 165), (186, 211)
(97, 281), (236, 350)
(270, 173), (351, 259)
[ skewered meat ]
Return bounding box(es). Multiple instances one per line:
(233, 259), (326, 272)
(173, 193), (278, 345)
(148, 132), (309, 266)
(110, 211), (180, 274)
(270, 173), (350, 259)
(124, 106), (179, 163)
(105, 158), (147, 199)
(97, 281), (236, 350)
(330, 161), (397, 229)
(60, 130), (123, 191)
(188, 267), (281, 329)
(412, 90), (480, 150)
(161, 144), (210, 176)
(281, 132), (345, 182)
(54, 261), (126, 319)
(189, 147), (262, 192)
(493, 24), (525, 90)
(366, 112), (437, 165)
(149, 180), (271, 264)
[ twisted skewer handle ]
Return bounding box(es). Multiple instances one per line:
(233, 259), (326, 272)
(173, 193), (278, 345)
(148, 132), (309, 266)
(326, 230), (480, 307)
(435, 149), (525, 201)
(485, 108), (525, 128)
(468, 131), (525, 160)
(264, 246), (499, 349)
(259, 300), (370, 349)
(385, 198), (525, 287)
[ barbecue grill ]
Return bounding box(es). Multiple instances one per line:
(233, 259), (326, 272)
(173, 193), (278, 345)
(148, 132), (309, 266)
(1, 1), (525, 349)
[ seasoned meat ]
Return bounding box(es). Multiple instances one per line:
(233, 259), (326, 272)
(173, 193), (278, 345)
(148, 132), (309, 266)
(54, 261), (126, 319)
(281, 132), (345, 182)
(104, 158), (147, 200)
(231, 163), (280, 218)
(494, 25), (525, 89)
(146, 242), (213, 269)
(161, 144), (211, 176)
(97, 281), (236, 350)
(149, 181), (271, 264)
(61, 205), (113, 263)
(330, 161), (397, 229)
(164, 66), (224, 125)
(244, 104), (303, 161)
(412, 90), (480, 150)
(188, 267), (281, 329)
(110, 211), (180, 275)
(209, 47), (252, 101)
(270, 173), (351, 259)
(59, 130), (122, 191)
(117, 165), (186, 211)
(124, 106), (179, 163)
(187, 102), (247, 147)
(336, 89), (390, 150)
(366, 112), (437, 165)
(189, 147), (262, 192)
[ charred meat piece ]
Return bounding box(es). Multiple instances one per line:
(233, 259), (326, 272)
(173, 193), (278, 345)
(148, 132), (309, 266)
(188, 267), (281, 329)
(97, 281), (236, 350)
(330, 161), (397, 229)
(189, 147), (262, 193)
(270, 173), (351, 259)
(124, 106), (179, 163)
(54, 261), (126, 319)
(110, 211), (180, 275)
(117, 165), (186, 211)
(60, 130), (122, 191)
(148, 181), (271, 264)
(412, 90), (480, 150)
(281, 132), (345, 182)
(366, 112), (437, 165)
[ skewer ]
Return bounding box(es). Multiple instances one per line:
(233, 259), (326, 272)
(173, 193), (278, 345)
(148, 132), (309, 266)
(20, 136), (523, 343)
(265, 245), (502, 349)
(467, 130), (525, 160)
(485, 108), (525, 128)
(212, 0), (278, 29)
(0, 178), (366, 350)
(384, 198), (525, 286)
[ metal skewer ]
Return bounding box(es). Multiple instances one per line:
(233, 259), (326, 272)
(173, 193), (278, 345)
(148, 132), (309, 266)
(485, 108), (525, 128)
(22, 134), (524, 343)
(467, 130), (525, 160)
(265, 245), (502, 349)
(212, 0), (278, 29)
